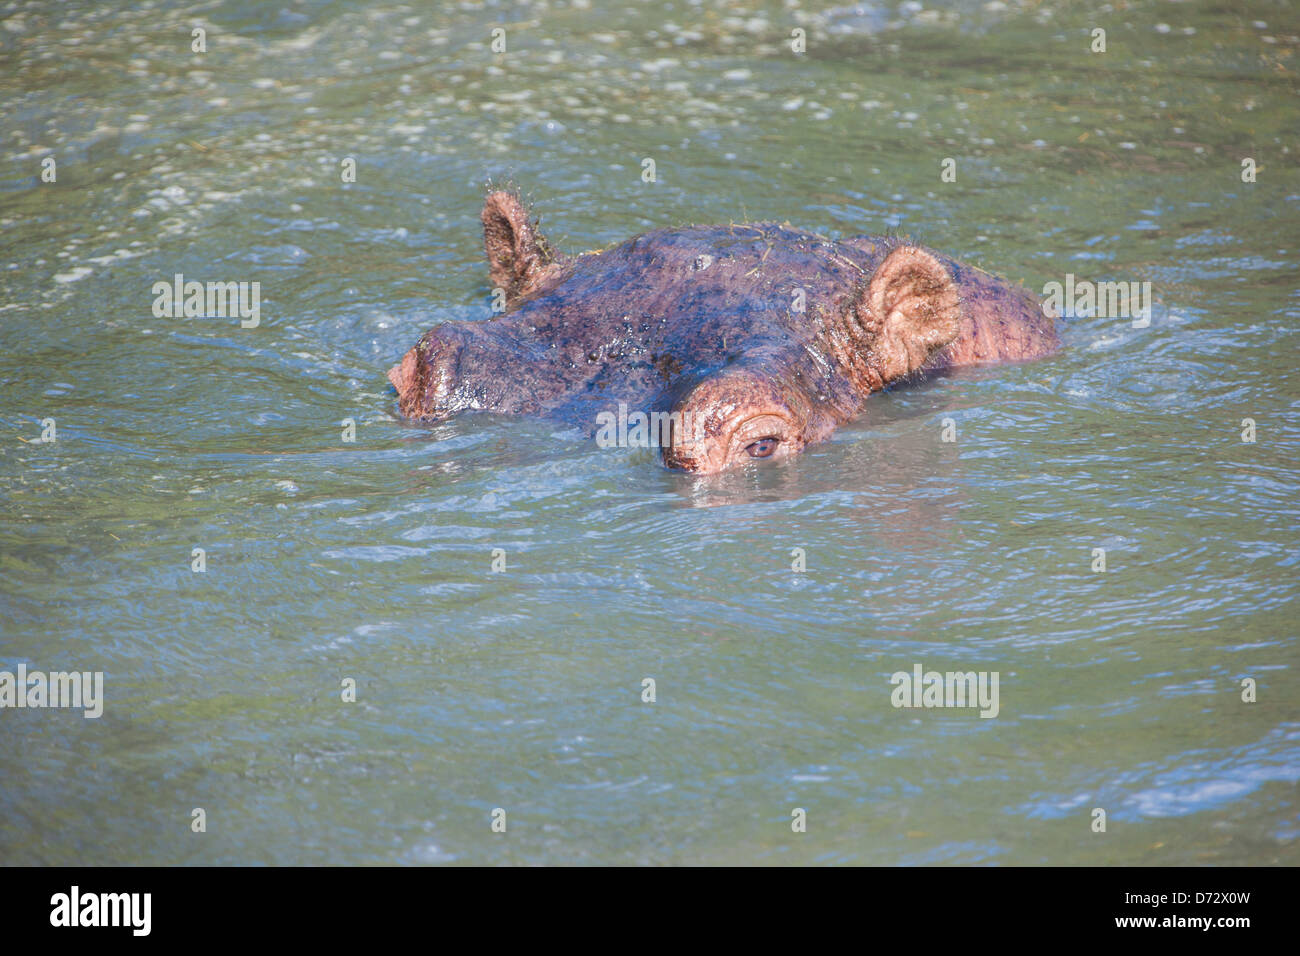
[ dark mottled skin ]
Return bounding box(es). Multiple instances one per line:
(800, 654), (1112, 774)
(389, 191), (1059, 473)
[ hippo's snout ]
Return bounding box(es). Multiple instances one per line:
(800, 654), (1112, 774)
(388, 326), (467, 420)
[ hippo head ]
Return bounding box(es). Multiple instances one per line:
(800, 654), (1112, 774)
(390, 191), (980, 476)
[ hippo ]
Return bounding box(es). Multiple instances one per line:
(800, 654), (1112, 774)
(388, 189), (1059, 473)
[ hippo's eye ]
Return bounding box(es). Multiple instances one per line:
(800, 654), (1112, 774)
(745, 437), (780, 459)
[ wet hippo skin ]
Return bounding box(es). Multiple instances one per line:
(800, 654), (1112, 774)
(389, 189), (1059, 474)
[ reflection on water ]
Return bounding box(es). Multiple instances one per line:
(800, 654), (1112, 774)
(0, 0), (1296, 865)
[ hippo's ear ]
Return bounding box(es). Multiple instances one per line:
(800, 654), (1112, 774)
(482, 191), (555, 302)
(862, 245), (962, 381)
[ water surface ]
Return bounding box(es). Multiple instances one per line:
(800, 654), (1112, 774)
(1, 0), (1297, 864)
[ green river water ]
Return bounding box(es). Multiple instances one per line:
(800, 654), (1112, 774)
(1, 0), (1297, 864)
